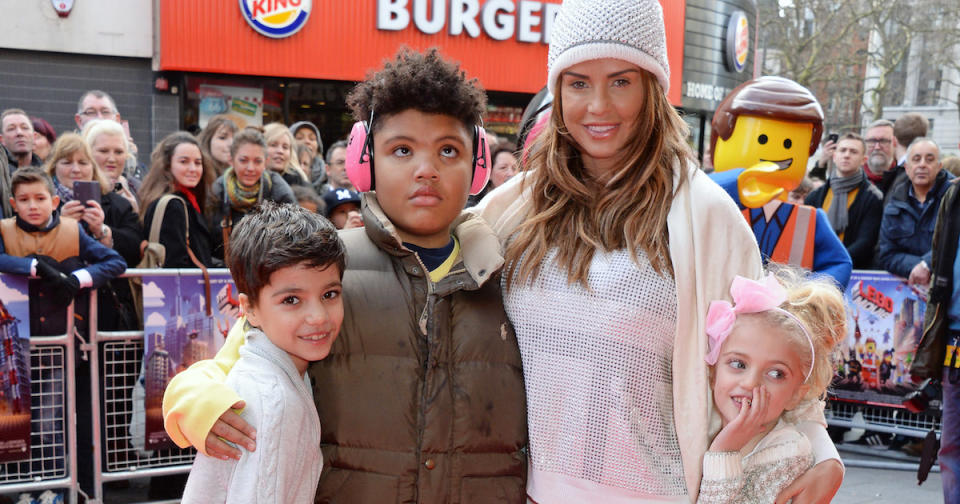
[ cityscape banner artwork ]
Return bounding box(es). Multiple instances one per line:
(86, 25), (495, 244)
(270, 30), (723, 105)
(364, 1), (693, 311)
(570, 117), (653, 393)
(0, 274), (31, 462)
(831, 270), (926, 407)
(139, 272), (241, 450)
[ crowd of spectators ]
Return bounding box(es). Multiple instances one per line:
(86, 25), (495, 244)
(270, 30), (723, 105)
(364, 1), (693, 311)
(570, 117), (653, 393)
(798, 113), (956, 286)
(0, 90), (524, 331)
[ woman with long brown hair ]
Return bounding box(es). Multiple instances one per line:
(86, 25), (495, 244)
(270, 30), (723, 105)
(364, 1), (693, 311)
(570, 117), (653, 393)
(197, 115), (238, 176)
(474, 0), (844, 502)
(139, 132), (216, 268)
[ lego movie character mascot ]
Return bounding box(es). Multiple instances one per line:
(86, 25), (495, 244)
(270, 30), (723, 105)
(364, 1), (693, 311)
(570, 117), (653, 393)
(710, 76), (852, 287)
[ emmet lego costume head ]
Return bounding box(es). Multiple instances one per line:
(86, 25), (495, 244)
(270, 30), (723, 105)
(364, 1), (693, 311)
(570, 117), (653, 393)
(711, 76), (824, 208)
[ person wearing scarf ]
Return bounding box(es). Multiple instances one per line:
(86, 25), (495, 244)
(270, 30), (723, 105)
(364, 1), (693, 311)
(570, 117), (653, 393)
(805, 133), (883, 269)
(208, 134), (296, 263)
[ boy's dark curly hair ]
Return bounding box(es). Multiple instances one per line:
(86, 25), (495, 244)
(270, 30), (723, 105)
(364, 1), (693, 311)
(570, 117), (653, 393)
(347, 48), (487, 133)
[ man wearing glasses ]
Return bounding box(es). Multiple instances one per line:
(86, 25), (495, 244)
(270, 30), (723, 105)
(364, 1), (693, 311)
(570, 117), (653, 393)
(74, 89), (121, 129)
(318, 140), (354, 194)
(863, 119), (899, 197)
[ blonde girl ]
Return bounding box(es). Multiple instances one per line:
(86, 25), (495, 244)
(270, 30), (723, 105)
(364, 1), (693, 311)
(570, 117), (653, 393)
(262, 122), (308, 187)
(699, 271), (846, 503)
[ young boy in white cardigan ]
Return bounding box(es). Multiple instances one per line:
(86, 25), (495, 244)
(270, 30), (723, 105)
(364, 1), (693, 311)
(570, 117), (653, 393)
(181, 202), (345, 503)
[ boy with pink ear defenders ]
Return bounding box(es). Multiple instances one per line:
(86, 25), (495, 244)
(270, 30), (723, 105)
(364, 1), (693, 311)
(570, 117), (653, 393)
(698, 271), (846, 503)
(161, 48), (527, 502)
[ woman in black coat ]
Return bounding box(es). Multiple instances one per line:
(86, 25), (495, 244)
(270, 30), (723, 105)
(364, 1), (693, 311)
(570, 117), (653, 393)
(139, 132), (217, 269)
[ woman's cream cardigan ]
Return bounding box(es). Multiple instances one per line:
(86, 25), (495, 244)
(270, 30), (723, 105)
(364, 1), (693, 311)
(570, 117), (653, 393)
(470, 164), (839, 500)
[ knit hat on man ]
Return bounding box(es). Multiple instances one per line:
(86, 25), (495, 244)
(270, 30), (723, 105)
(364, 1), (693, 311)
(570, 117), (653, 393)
(546, 0), (670, 95)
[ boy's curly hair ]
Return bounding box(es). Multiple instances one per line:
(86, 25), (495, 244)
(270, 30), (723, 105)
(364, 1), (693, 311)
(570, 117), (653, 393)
(346, 48), (487, 132)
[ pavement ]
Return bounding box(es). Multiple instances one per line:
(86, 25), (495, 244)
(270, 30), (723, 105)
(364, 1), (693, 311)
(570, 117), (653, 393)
(3, 454), (946, 503)
(838, 450), (943, 503)
(79, 460), (954, 503)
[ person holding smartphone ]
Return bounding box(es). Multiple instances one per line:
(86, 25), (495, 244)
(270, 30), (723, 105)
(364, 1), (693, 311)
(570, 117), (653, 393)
(43, 134), (142, 327)
(809, 132), (839, 180)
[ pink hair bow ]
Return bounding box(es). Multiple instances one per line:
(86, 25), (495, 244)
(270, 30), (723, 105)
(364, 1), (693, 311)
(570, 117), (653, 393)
(704, 273), (787, 366)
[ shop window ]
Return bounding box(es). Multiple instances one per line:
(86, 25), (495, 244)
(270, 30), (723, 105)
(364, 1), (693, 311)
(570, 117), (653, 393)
(184, 76), (284, 132)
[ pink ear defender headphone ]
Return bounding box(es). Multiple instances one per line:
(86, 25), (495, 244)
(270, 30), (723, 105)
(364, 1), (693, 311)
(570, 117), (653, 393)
(345, 109), (491, 195)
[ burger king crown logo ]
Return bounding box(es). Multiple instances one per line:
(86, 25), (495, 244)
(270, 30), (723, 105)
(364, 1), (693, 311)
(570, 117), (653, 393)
(239, 0), (312, 39)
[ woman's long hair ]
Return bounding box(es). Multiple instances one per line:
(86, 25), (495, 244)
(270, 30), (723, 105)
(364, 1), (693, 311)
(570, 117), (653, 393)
(138, 132), (215, 221)
(263, 123), (309, 182)
(197, 115), (238, 176)
(505, 71), (693, 288)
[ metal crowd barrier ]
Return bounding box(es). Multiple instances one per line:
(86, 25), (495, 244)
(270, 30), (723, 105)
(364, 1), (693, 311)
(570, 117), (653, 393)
(0, 268), (230, 504)
(85, 268), (230, 504)
(0, 305), (77, 504)
(0, 267), (948, 498)
(826, 398), (942, 472)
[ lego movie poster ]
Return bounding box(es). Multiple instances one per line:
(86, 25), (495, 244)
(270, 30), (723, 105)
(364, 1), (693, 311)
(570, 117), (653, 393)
(141, 272), (241, 449)
(831, 270), (926, 406)
(0, 274), (32, 462)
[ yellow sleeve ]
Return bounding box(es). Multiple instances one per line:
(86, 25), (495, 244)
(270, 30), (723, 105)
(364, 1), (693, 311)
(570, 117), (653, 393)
(161, 317), (247, 453)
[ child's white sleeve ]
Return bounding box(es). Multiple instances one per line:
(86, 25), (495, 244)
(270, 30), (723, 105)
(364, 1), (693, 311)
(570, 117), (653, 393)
(796, 420), (842, 469)
(789, 399), (843, 469)
(180, 371), (269, 503)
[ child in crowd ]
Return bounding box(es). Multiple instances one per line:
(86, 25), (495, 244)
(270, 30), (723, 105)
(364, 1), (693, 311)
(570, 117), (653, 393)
(292, 184), (324, 215)
(181, 202), (345, 503)
(321, 187), (362, 229)
(699, 271), (846, 503)
(162, 49), (527, 502)
(0, 168), (125, 335)
(0, 168), (127, 496)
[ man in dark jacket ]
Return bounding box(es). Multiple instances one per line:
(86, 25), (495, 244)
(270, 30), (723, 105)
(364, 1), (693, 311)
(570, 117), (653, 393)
(876, 138), (954, 284)
(1, 109), (43, 171)
(879, 113), (931, 204)
(806, 132), (883, 269)
(910, 176), (960, 503)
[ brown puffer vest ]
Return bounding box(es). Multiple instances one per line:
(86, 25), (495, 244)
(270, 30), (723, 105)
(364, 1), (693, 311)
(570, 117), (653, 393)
(310, 195), (528, 503)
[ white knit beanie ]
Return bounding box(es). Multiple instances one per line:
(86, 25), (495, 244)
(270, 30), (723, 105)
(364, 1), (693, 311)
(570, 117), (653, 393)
(547, 0), (670, 95)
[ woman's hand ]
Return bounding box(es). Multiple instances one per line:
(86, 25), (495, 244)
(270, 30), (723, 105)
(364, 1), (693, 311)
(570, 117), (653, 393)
(60, 200), (85, 220)
(81, 200), (105, 232)
(708, 386), (771, 453)
(117, 176), (140, 213)
(204, 400), (258, 460)
(775, 458), (843, 504)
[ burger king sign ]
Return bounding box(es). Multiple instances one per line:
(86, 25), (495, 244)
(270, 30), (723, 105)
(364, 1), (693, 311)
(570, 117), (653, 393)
(240, 0), (312, 38)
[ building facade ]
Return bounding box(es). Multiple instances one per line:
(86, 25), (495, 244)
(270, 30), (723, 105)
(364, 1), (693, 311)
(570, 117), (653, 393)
(861, 13), (960, 157)
(2, 1), (758, 160)
(0, 0), (169, 164)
